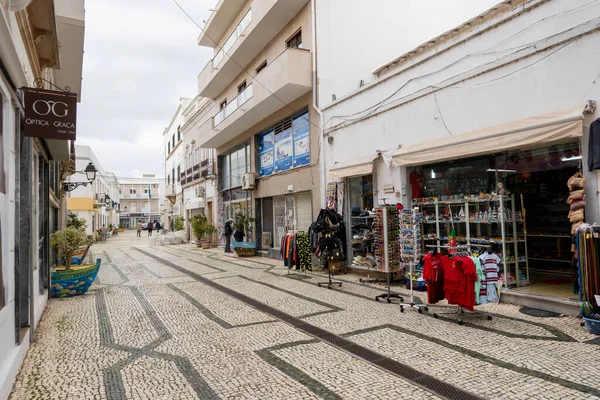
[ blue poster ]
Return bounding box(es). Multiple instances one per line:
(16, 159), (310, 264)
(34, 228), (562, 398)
(292, 112), (310, 167)
(274, 127), (293, 172)
(259, 130), (274, 177)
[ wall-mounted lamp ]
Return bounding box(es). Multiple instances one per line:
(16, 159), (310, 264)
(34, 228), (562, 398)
(63, 162), (97, 192)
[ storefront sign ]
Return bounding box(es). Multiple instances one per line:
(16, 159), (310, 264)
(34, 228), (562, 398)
(259, 130), (275, 176)
(293, 113), (310, 168)
(260, 111), (310, 177)
(275, 126), (293, 172)
(22, 87), (77, 140)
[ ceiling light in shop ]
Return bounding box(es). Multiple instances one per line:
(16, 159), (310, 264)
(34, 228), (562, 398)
(486, 169), (517, 173)
(431, 169), (436, 179)
(561, 155), (583, 162)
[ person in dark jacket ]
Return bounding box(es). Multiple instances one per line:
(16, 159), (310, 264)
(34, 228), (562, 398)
(224, 219), (233, 253)
(233, 228), (245, 243)
(147, 221), (153, 237)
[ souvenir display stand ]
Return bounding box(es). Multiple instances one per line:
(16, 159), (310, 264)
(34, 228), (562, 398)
(576, 224), (600, 333)
(318, 234), (343, 289)
(374, 206), (403, 302)
(398, 207), (428, 313)
(415, 189), (528, 288)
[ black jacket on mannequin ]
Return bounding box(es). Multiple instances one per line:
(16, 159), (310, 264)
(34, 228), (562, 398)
(587, 119), (600, 171)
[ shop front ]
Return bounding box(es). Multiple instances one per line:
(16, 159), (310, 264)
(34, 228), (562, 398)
(393, 104), (594, 302)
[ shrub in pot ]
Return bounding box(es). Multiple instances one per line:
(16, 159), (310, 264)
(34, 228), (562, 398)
(190, 214), (215, 249)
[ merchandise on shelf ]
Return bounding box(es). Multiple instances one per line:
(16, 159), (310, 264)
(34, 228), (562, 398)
(373, 206), (401, 272)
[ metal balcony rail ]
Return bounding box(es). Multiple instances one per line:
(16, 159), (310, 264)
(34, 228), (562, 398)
(213, 9), (252, 68)
(213, 84), (253, 127)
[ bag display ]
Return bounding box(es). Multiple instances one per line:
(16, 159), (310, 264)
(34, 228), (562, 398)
(567, 172), (587, 191)
(568, 190), (585, 203)
(569, 208), (584, 223)
(570, 199), (587, 211)
(572, 221), (584, 235)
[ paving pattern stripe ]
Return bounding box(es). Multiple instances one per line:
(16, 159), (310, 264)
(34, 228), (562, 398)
(135, 262), (162, 278)
(343, 324), (600, 397)
(135, 247), (483, 400)
(167, 283), (276, 329)
(205, 249), (581, 343)
(95, 286), (219, 399)
(185, 258), (228, 273)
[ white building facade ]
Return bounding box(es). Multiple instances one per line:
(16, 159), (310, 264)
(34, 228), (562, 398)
(0, 0), (85, 398)
(119, 175), (165, 229)
(67, 145), (121, 236)
(163, 100), (188, 231)
(321, 0), (600, 311)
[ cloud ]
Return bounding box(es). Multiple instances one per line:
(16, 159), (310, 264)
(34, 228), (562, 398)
(77, 0), (215, 178)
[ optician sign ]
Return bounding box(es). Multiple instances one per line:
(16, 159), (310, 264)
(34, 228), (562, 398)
(22, 87), (77, 140)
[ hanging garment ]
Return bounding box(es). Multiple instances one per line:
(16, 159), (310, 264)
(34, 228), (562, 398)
(472, 256), (485, 305)
(479, 252), (501, 302)
(297, 233), (312, 271)
(423, 252), (444, 304)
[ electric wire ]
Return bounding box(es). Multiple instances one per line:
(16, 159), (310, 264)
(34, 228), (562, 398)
(324, 0), (599, 125)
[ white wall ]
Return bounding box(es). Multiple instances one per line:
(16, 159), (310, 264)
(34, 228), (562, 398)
(316, 0), (502, 108)
(322, 0), (600, 218)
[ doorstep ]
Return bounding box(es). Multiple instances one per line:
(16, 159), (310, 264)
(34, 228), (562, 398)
(500, 288), (581, 316)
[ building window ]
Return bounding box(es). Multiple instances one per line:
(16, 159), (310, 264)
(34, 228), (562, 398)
(177, 126), (181, 142)
(286, 29), (302, 49)
(258, 110), (309, 177)
(177, 165), (181, 180)
(172, 168), (175, 184)
(238, 81), (247, 94)
(219, 143), (250, 190)
(172, 134), (175, 149)
(256, 60), (267, 75)
(220, 99), (227, 110)
(130, 188), (136, 194)
(168, 174), (171, 185)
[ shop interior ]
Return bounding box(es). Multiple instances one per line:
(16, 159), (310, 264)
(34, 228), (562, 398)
(410, 141), (581, 300)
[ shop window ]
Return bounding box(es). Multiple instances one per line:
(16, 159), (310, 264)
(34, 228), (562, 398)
(411, 141), (581, 291)
(271, 192), (312, 248)
(256, 60), (267, 75)
(286, 29), (302, 49)
(219, 143), (250, 190)
(259, 111), (309, 177)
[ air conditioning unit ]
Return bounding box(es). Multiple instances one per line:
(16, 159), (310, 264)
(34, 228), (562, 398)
(242, 173), (256, 190)
(153, 184), (158, 188)
(195, 186), (205, 198)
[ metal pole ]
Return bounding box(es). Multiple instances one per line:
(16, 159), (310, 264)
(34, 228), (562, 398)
(383, 207), (390, 297)
(499, 183), (509, 290)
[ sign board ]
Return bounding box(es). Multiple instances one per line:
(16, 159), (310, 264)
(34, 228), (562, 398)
(22, 87), (77, 140)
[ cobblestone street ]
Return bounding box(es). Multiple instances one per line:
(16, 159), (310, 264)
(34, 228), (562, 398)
(10, 231), (600, 400)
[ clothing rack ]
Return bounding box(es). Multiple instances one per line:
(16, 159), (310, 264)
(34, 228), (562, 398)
(374, 206), (404, 303)
(423, 245), (493, 324)
(399, 208), (428, 313)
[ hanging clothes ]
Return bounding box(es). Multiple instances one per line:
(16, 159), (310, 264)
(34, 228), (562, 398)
(297, 233), (312, 271)
(423, 252), (444, 304)
(441, 255), (477, 312)
(472, 256), (485, 305)
(479, 252), (501, 303)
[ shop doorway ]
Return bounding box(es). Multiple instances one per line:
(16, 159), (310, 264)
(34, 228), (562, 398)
(411, 141), (581, 300)
(271, 192), (312, 249)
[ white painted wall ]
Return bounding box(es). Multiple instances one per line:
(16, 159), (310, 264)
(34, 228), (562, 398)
(316, 0), (502, 108)
(322, 0), (600, 220)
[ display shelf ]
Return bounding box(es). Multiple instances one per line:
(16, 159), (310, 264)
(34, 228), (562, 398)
(528, 267), (573, 276)
(527, 234), (571, 238)
(351, 215), (375, 219)
(528, 257), (572, 263)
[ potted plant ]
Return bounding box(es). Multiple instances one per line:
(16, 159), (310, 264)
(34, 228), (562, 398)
(190, 214), (215, 249)
(50, 227), (101, 298)
(232, 212), (257, 256)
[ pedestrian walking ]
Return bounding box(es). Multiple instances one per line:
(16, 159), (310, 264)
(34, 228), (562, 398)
(136, 221), (142, 237)
(224, 218), (233, 253)
(154, 220), (161, 234)
(101, 225), (107, 243)
(147, 221), (154, 237)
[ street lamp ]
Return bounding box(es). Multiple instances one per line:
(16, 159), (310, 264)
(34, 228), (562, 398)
(63, 162), (97, 192)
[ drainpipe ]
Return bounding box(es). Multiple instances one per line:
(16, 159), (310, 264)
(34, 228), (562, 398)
(311, 0), (326, 209)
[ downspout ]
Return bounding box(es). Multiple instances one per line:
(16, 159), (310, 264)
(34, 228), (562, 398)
(311, 0), (326, 209)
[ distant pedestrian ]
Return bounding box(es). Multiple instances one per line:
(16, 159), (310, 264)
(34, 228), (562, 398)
(224, 219), (233, 253)
(154, 220), (161, 233)
(101, 225), (107, 243)
(136, 221), (142, 237)
(147, 221), (154, 237)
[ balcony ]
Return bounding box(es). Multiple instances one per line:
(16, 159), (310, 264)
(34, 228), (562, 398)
(198, 49), (312, 148)
(198, 0), (247, 47)
(197, 0), (311, 98)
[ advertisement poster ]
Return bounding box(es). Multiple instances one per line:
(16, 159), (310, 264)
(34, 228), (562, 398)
(292, 112), (310, 167)
(326, 182), (337, 212)
(274, 128), (293, 172)
(259, 130), (275, 176)
(336, 181), (345, 216)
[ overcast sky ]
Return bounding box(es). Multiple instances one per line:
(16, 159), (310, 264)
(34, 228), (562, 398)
(76, 0), (501, 180)
(76, 0), (214, 179)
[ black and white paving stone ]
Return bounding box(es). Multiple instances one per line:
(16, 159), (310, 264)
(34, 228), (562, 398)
(9, 231), (600, 400)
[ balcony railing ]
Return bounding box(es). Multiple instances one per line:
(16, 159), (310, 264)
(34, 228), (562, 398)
(178, 160), (215, 184)
(213, 9), (252, 68)
(214, 84), (253, 127)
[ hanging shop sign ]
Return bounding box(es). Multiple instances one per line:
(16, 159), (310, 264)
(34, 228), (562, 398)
(22, 87), (77, 141)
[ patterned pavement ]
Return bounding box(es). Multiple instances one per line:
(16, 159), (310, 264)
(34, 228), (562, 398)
(9, 231), (600, 400)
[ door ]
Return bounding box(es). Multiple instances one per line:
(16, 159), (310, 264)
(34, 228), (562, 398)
(285, 195), (295, 234)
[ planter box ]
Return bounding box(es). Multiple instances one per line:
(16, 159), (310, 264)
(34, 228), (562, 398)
(51, 258), (102, 298)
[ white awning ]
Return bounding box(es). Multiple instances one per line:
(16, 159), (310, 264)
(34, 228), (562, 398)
(329, 153), (380, 179)
(393, 105), (586, 166)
